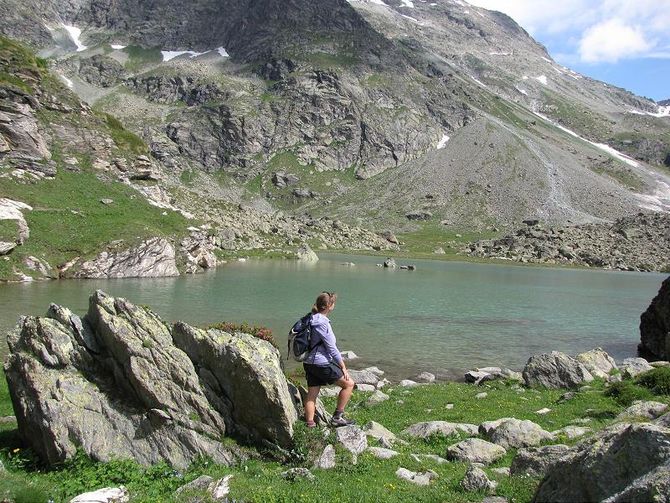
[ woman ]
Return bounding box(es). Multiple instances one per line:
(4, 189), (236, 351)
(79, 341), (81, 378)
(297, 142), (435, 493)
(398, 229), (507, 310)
(303, 291), (356, 427)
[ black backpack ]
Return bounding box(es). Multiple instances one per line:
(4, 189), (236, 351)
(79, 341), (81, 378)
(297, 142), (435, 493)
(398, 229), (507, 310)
(287, 312), (322, 361)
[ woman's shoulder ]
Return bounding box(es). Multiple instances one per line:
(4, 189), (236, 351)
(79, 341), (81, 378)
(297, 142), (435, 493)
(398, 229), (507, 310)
(311, 313), (330, 326)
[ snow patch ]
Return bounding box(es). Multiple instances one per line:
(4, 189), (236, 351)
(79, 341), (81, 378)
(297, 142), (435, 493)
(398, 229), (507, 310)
(628, 106), (670, 118)
(515, 87), (528, 96)
(62, 24), (87, 52)
(489, 51), (511, 56)
(535, 75), (548, 86)
(534, 112), (640, 168)
(399, 0), (414, 7)
(161, 50), (205, 62)
(401, 14), (420, 23)
(437, 134), (450, 149)
(216, 47), (230, 58)
(110, 44), (126, 50)
(471, 76), (487, 88)
(522, 75), (529, 80)
(60, 74), (74, 88)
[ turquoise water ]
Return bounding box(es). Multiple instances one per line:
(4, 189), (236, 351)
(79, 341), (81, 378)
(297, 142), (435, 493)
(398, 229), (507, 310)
(0, 254), (666, 379)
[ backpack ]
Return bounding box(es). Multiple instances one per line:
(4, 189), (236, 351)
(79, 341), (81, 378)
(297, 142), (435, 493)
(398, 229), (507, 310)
(287, 312), (322, 361)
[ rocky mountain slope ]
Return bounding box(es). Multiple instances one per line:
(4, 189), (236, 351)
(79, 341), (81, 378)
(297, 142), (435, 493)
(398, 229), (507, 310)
(0, 0), (668, 268)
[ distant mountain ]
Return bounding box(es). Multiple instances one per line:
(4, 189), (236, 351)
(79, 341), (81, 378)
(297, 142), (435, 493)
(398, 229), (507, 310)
(1, 0), (669, 236)
(659, 99), (670, 106)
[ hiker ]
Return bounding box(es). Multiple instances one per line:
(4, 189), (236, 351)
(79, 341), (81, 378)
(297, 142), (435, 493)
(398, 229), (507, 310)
(303, 291), (356, 427)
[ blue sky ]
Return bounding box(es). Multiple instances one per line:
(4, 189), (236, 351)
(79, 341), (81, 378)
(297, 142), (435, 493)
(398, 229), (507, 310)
(466, 0), (670, 102)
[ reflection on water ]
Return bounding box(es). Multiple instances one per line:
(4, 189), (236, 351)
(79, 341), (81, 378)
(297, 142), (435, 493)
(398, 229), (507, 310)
(0, 254), (666, 379)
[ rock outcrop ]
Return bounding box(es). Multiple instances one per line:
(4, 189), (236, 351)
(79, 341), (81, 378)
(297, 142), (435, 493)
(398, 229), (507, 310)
(533, 423), (670, 502)
(3, 291), (297, 468)
(522, 351), (594, 389)
(640, 277), (670, 360)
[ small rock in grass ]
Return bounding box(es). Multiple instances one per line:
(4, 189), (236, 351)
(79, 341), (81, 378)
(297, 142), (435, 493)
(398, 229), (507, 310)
(362, 421), (397, 443)
(535, 408), (552, 414)
(100, 198), (114, 205)
(446, 403), (454, 409)
(476, 392), (488, 399)
(395, 467), (438, 486)
(175, 476), (213, 495)
(70, 487), (129, 503)
(482, 498), (509, 503)
(210, 475), (233, 500)
(315, 444), (336, 469)
(336, 425), (367, 455)
(553, 426), (592, 439)
(461, 465), (497, 493)
(368, 447), (399, 459)
(447, 438), (507, 465)
(281, 468), (315, 481)
(366, 390), (389, 406)
(356, 383), (376, 392)
(483, 418), (554, 449)
(416, 372), (436, 383)
(400, 379), (419, 387)
(376, 378), (391, 389)
(510, 444), (570, 477)
(558, 392), (576, 403)
(403, 421), (477, 438)
(617, 401), (668, 421)
(319, 387), (339, 398)
(621, 357), (653, 378)
(491, 467), (510, 476)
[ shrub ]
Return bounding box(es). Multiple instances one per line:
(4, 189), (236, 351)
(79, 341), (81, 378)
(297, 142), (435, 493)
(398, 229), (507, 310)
(208, 322), (277, 348)
(604, 380), (654, 406)
(637, 367), (670, 396)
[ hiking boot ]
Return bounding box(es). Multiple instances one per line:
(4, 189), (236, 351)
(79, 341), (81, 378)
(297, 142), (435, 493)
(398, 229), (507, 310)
(330, 415), (355, 427)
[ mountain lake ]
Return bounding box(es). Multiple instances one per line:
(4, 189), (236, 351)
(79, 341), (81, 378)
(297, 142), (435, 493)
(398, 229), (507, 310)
(0, 254), (666, 379)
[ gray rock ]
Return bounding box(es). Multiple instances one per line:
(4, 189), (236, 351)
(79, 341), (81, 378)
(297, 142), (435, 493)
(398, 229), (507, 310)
(366, 390), (389, 406)
(70, 487), (129, 503)
(522, 351), (594, 388)
(362, 421), (396, 444)
(621, 357), (654, 378)
(340, 350), (358, 360)
(602, 459), (670, 503)
(319, 387), (340, 398)
(533, 423), (670, 502)
(348, 370), (379, 385)
(383, 257), (396, 268)
(315, 444), (336, 469)
(485, 418), (554, 449)
(617, 401), (669, 421)
(461, 465), (497, 493)
(336, 425), (367, 455)
(510, 444), (570, 477)
(74, 238), (180, 278)
(175, 475), (214, 495)
(476, 392), (488, 399)
(78, 55), (125, 87)
(0, 241), (16, 255)
(465, 370), (495, 384)
(656, 412), (670, 428)
(576, 348), (618, 379)
(368, 447), (399, 459)
(210, 475), (233, 500)
(395, 467), (438, 486)
(272, 171), (299, 188)
(482, 498), (509, 503)
(640, 277), (670, 360)
(356, 383), (376, 392)
(362, 366), (385, 376)
(380, 231), (399, 245)
(491, 467), (510, 476)
(405, 211), (432, 221)
(416, 372), (436, 383)
(403, 421), (477, 439)
(296, 243), (319, 262)
(399, 379), (419, 387)
(281, 468), (315, 481)
(552, 426), (592, 439)
(447, 438), (507, 465)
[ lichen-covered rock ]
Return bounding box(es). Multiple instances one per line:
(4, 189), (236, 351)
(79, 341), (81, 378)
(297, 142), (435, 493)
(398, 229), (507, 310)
(522, 351), (594, 388)
(576, 348), (617, 379)
(484, 418), (554, 449)
(336, 425), (367, 455)
(533, 423), (670, 502)
(640, 278), (670, 361)
(461, 465), (497, 493)
(621, 357), (654, 378)
(4, 291), (296, 468)
(447, 438), (507, 465)
(368, 447), (399, 459)
(70, 486), (129, 503)
(616, 401), (669, 421)
(510, 445), (570, 477)
(403, 421), (477, 439)
(315, 444), (336, 469)
(395, 467), (438, 486)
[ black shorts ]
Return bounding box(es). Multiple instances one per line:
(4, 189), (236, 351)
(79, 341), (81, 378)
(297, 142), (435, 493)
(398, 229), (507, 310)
(303, 362), (343, 387)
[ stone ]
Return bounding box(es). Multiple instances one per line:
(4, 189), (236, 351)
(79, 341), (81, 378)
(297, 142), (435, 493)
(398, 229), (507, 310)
(553, 426), (592, 439)
(465, 370), (495, 384)
(476, 392), (488, 399)
(434, 247), (446, 254)
(366, 390), (389, 406)
(281, 467), (315, 481)
(336, 425), (367, 455)
(210, 475), (233, 500)
(482, 498), (509, 503)
(100, 198), (114, 205)
(403, 421), (478, 439)
(484, 418), (554, 449)
(400, 379), (419, 387)
(362, 421), (397, 444)
(70, 487), (129, 503)
(0, 241), (16, 255)
(296, 243), (319, 262)
(74, 238), (180, 278)
(380, 231), (399, 244)
(348, 370), (379, 385)
(383, 257), (396, 268)
(617, 401), (669, 421)
(447, 438), (507, 465)
(315, 444), (336, 469)
(510, 444), (570, 477)
(272, 171), (299, 188)
(656, 412), (670, 428)
(368, 447), (399, 459)
(376, 378), (391, 389)
(4, 291), (297, 468)
(576, 348), (618, 379)
(395, 467), (438, 486)
(362, 366), (385, 376)
(461, 465), (497, 493)
(175, 475), (214, 495)
(522, 351), (594, 388)
(535, 408), (551, 414)
(405, 211), (432, 221)
(640, 277), (670, 360)
(491, 467), (510, 476)
(602, 460), (670, 503)
(411, 453), (449, 464)
(416, 372), (436, 383)
(356, 384), (376, 392)
(621, 357), (654, 378)
(340, 350), (358, 360)
(533, 423), (670, 502)
(319, 387), (339, 398)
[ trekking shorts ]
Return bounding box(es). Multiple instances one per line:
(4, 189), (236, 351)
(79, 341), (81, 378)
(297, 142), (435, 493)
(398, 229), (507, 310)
(303, 362), (343, 387)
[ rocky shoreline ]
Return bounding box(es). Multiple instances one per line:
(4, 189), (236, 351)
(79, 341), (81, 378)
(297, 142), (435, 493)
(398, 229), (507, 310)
(466, 212), (670, 272)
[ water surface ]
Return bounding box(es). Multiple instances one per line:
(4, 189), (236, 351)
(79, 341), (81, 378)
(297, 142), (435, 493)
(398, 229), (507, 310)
(0, 254), (665, 379)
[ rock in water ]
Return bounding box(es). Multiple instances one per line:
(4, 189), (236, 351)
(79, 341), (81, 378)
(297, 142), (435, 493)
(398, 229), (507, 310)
(4, 291), (297, 468)
(640, 277), (670, 360)
(296, 243), (319, 262)
(533, 423), (670, 502)
(522, 351), (594, 388)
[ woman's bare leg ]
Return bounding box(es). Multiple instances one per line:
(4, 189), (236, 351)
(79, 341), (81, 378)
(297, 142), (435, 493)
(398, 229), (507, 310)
(334, 375), (355, 413)
(304, 385), (321, 423)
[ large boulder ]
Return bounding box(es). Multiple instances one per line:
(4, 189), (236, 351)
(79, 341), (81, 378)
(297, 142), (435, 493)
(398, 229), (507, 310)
(640, 277), (670, 360)
(575, 348), (617, 379)
(533, 423), (670, 502)
(522, 351), (594, 388)
(3, 291), (297, 468)
(483, 418), (554, 449)
(403, 421), (478, 439)
(602, 460), (670, 503)
(510, 445), (570, 477)
(447, 438), (507, 465)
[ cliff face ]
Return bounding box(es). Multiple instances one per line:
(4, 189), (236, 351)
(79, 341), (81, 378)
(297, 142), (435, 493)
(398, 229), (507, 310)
(640, 277), (670, 360)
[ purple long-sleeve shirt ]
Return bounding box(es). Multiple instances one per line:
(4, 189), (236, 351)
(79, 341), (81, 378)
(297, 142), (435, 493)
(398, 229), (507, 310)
(307, 313), (342, 365)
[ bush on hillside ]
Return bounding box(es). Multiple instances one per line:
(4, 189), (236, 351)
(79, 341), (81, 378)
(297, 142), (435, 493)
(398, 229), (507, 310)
(636, 367), (670, 396)
(207, 322), (277, 348)
(604, 380), (654, 406)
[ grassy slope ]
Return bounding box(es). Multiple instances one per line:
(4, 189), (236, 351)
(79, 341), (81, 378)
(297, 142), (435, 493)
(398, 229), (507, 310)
(2, 366), (667, 503)
(0, 36), (191, 280)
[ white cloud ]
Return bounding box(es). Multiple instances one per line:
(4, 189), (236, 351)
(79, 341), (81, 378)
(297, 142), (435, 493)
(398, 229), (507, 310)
(579, 19), (653, 63)
(464, 0), (670, 63)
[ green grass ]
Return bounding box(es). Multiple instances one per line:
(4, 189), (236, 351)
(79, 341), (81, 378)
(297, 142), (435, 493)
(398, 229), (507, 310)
(104, 114), (148, 155)
(0, 219), (17, 242)
(397, 222), (496, 257)
(0, 169), (189, 280)
(1, 365), (655, 502)
(0, 36), (47, 93)
(122, 46), (163, 71)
